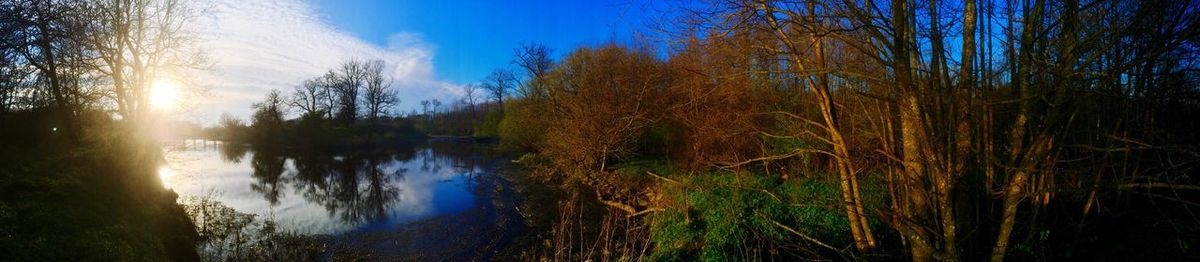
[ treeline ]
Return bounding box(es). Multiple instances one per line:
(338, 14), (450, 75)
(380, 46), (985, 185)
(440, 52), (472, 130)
(209, 59), (427, 148)
(1, 0), (202, 142)
(447, 0), (1200, 260)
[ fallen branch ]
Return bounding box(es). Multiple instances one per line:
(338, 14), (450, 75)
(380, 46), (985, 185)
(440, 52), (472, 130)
(630, 207), (666, 218)
(599, 199), (638, 214)
(595, 188), (663, 218)
(717, 148), (839, 169)
(599, 199), (664, 218)
(645, 171), (679, 184)
(755, 210), (845, 255)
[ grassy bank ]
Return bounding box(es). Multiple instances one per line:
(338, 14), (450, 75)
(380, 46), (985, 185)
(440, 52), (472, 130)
(0, 114), (199, 261)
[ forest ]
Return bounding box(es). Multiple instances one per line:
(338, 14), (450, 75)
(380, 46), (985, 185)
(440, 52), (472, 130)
(439, 0), (1197, 260)
(3, 0), (1200, 261)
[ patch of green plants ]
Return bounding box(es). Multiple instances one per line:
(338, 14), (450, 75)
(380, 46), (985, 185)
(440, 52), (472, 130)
(646, 170), (888, 260)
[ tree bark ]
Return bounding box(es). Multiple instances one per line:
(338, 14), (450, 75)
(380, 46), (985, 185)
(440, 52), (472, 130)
(992, 1), (1045, 261)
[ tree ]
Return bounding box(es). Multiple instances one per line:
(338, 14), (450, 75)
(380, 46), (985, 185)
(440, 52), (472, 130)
(290, 78), (328, 118)
(512, 43), (554, 99)
(86, 0), (205, 122)
(216, 113), (246, 141)
(482, 68), (515, 110)
(3, 0), (89, 141)
(462, 83), (480, 114)
(333, 59), (367, 124)
(319, 70), (339, 118)
(361, 59), (396, 123)
(540, 44), (665, 173)
(750, 0), (878, 250)
(0, 46), (32, 114)
(250, 89), (286, 143)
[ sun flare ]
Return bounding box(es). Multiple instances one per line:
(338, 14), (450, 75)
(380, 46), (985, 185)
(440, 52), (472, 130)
(157, 165), (173, 188)
(149, 79), (183, 110)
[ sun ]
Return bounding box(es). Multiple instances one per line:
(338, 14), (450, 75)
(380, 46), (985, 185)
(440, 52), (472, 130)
(149, 79), (183, 109)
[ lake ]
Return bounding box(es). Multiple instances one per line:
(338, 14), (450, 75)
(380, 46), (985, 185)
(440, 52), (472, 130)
(160, 139), (546, 260)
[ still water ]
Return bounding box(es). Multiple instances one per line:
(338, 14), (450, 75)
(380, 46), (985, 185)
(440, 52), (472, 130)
(159, 140), (522, 253)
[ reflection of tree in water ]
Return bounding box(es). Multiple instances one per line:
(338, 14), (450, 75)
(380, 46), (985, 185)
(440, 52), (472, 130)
(239, 141), (494, 226)
(358, 155), (401, 223)
(420, 147), (441, 174)
(426, 141), (492, 184)
(286, 148), (411, 225)
(219, 143), (249, 163)
(289, 151), (338, 214)
(328, 154), (401, 224)
(250, 149), (287, 205)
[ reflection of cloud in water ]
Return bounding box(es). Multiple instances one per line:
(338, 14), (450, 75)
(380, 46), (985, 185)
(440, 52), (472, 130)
(162, 142), (486, 235)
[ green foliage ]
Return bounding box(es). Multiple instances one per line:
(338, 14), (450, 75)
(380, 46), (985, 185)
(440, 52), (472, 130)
(647, 171), (887, 260)
(475, 107), (503, 138)
(498, 99), (552, 151)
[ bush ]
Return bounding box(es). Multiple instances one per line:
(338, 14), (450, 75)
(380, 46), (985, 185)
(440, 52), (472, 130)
(497, 99), (548, 151)
(474, 107), (503, 138)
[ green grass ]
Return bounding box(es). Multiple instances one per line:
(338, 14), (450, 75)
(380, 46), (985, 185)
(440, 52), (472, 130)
(639, 167), (888, 261)
(0, 130), (198, 261)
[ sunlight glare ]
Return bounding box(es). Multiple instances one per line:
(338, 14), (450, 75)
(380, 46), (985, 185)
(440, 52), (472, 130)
(158, 165), (173, 188)
(149, 79), (183, 109)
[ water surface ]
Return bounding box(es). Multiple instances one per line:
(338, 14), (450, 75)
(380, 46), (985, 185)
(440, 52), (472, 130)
(161, 140), (498, 235)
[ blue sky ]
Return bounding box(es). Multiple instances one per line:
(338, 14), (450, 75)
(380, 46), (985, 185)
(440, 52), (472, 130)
(182, 0), (668, 124)
(310, 0), (660, 84)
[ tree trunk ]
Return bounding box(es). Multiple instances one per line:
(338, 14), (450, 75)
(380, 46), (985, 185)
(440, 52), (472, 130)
(992, 1), (1045, 261)
(756, 0), (877, 250)
(36, 19), (80, 143)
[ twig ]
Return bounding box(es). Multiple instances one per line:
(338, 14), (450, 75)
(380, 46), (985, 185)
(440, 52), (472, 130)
(1132, 192), (1200, 208)
(1118, 183), (1200, 191)
(599, 199), (665, 218)
(717, 148), (839, 169)
(756, 210), (844, 254)
(646, 171), (679, 184)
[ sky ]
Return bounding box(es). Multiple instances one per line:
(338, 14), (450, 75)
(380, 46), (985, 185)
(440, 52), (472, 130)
(181, 0), (667, 124)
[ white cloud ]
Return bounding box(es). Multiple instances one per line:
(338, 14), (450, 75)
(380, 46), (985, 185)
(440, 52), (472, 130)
(184, 0), (461, 124)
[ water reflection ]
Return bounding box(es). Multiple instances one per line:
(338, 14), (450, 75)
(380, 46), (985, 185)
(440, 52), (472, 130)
(249, 149), (286, 205)
(162, 140), (496, 234)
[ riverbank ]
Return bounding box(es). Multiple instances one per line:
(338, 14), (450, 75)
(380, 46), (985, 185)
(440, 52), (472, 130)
(0, 118), (199, 261)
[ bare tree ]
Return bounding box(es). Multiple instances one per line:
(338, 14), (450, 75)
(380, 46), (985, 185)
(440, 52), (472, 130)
(318, 70), (339, 119)
(482, 68), (515, 110)
(87, 0), (205, 122)
(290, 78), (328, 118)
(751, 0), (878, 250)
(0, 47), (32, 114)
(361, 59), (397, 123)
(462, 83), (479, 113)
(333, 59), (367, 124)
(512, 43), (554, 99)
(3, 0), (89, 140)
